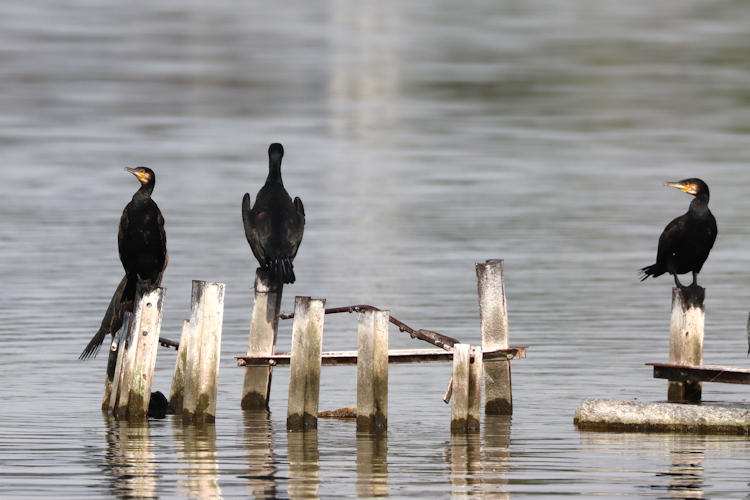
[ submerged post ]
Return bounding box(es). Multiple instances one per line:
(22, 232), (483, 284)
(113, 288), (166, 420)
(476, 259), (512, 415)
(242, 269), (283, 410)
(451, 343), (471, 433)
(668, 286), (705, 402)
(357, 309), (389, 433)
(181, 281), (225, 423)
(287, 296), (326, 431)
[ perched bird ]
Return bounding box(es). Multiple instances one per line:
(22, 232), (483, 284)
(117, 167), (168, 293)
(640, 178), (717, 288)
(80, 167), (167, 360)
(242, 143), (305, 284)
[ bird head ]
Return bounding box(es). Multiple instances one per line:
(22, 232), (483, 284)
(268, 143), (284, 162)
(664, 178), (709, 197)
(125, 166), (155, 185)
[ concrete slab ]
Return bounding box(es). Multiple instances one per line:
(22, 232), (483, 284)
(574, 398), (750, 434)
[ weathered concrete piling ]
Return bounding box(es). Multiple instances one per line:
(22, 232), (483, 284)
(106, 288), (166, 421)
(237, 258), (526, 433)
(287, 296), (326, 431)
(476, 259), (512, 415)
(356, 309), (389, 433)
(100, 281), (226, 423)
(450, 344), (483, 433)
(573, 284), (750, 434)
(242, 270), (283, 410)
(668, 285), (704, 402)
(168, 319), (191, 411)
(173, 281), (225, 424)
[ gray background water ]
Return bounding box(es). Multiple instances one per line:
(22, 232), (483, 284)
(3, 0), (750, 497)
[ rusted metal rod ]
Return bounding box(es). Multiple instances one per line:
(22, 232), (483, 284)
(159, 336), (179, 350)
(279, 304), (459, 350)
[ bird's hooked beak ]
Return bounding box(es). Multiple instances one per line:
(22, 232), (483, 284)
(664, 181), (697, 195)
(125, 167), (148, 184)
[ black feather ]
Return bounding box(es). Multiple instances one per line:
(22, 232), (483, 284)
(241, 143), (305, 285)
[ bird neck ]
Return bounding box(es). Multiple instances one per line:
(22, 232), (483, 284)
(266, 159), (283, 184)
(133, 182), (154, 200)
(689, 194), (710, 215)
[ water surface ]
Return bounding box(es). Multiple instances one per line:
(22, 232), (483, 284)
(3, 0), (750, 497)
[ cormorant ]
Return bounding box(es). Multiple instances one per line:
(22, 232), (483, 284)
(117, 167), (168, 292)
(242, 143), (305, 284)
(640, 178), (717, 288)
(80, 167), (167, 360)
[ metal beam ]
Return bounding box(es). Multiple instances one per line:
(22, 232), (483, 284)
(238, 346), (526, 367)
(648, 363), (750, 385)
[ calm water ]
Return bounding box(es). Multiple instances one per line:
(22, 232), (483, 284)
(3, 0), (750, 497)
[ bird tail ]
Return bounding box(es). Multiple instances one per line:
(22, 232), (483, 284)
(80, 274), (133, 360)
(79, 325), (108, 360)
(639, 264), (664, 281)
(270, 257), (296, 284)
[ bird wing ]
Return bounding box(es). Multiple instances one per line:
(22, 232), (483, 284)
(241, 193), (254, 244)
(655, 215), (686, 266)
(242, 192), (270, 265)
(707, 213), (718, 246)
(118, 203), (133, 273)
(155, 206), (168, 283)
(294, 196), (305, 217)
(286, 196), (305, 258)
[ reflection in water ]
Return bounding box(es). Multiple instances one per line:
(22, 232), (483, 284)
(243, 411), (278, 499)
(445, 416), (511, 498)
(328, 0), (400, 141)
(172, 420), (221, 499)
(11, 0), (750, 496)
(446, 432), (481, 497)
(579, 432), (706, 498)
(660, 438), (705, 499)
(287, 430), (320, 499)
(482, 416), (511, 497)
(103, 416), (158, 498)
(356, 432), (388, 497)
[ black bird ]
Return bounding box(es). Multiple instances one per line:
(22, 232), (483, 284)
(117, 167), (168, 292)
(640, 178), (717, 288)
(80, 167), (167, 360)
(242, 143), (305, 284)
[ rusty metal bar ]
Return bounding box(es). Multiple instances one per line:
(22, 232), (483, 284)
(237, 346), (526, 367)
(648, 363), (750, 385)
(278, 304), (460, 350)
(159, 336), (179, 350)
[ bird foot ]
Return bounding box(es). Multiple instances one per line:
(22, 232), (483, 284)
(677, 283), (705, 308)
(135, 279), (157, 299)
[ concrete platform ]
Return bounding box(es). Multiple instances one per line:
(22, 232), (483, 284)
(574, 398), (750, 435)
